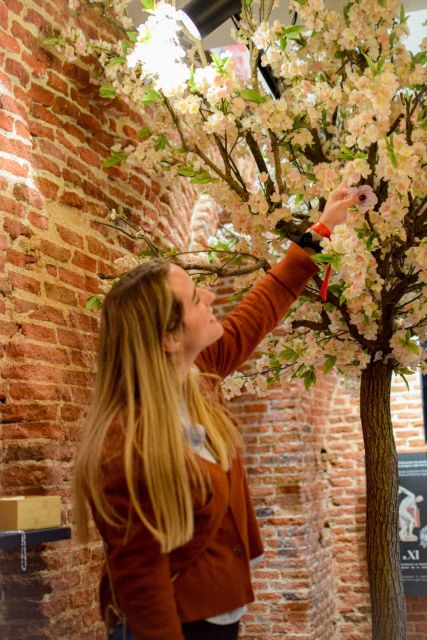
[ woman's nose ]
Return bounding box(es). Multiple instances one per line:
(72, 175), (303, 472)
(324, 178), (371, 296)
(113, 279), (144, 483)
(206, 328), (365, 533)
(203, 289), (215, 305)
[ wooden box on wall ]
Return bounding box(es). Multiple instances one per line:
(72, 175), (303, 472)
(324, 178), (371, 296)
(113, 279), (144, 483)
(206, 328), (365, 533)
(0, 496), (61, 530)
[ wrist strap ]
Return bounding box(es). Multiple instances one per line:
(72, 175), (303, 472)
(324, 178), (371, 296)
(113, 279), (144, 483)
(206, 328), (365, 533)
(310, 222), (331, 238)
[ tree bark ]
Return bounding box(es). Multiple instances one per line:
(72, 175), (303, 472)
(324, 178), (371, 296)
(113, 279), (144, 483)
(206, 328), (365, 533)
(360, 360), (407, 640)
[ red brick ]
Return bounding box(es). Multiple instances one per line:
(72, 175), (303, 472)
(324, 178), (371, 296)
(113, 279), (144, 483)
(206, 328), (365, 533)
(39, 239), (71, 263)
(13, 182), (45, 209)
(56, 225), (84, 248)
(37, 137), (66, 162)
(9, 381), (72, 402)
(68, 310), (98, 333)
(0, 422), (62, 440)
(79, 147), (100, 167)
(58, 266), (86, 290)
(14, 119), (30, 139)
(72, 250), (97, 272)
(0, 155), (29, 178)
(0, 68), (12, 92)
(57, 328), (86, 349)
(21, 323), (57, 343)
(30, 102), (61, 126)
(84, 275), (101, 295)
(62, 121), (86, 143)
(6, 0), (22, 15)
(51, 95), (81, 119)
(32, 153), (62, 176)
(28, 304), (66, 325)
(60, 190), (86, 209)
(28, 211), (49, 230)
(0, 111), (14, 131)
(77, 112), (102, 131)
(35, 176), (59, 199)
(0, 29), (20, 53)
(86, 236), (111, 261)
(0, 94), (25, 118)
(0, 1), (7, 29)
(0, 195), (23, 218)
(44, 282), (78, 306)
(8, 270), (41, 295)
(6, 248), (38, 268)
(8, 342), (70, 365)
(28, 120), (55, 140)
(4, 216), (32, 237)
(47, 69), (68, 96)
(0, 133), (31, 160)
(24, 8), (46, 28)
(29, 82), (56, 106)
(62, 370), (91, 386)
(21, 50), (47, 77)
(61, 404), (85, 421)
(5, 57), (30, 86)
(1, 363), (62, 384)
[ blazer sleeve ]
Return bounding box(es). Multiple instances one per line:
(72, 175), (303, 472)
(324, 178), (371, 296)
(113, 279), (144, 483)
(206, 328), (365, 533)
(97, 474), (184, 640)
(196, 243), (319, 380)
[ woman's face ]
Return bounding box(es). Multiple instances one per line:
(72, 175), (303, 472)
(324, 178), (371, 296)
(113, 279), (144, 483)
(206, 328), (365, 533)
(166, 264), (224, 363)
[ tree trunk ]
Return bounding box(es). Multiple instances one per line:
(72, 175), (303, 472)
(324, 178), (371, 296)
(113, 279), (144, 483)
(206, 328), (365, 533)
(360, 360), (407, 640)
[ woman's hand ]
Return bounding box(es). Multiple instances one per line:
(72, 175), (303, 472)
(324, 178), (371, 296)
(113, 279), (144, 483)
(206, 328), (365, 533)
(318, 182), (362, 232)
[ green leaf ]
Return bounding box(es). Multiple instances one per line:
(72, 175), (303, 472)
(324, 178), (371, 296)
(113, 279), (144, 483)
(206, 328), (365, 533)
(43, 36), (61, 46)
(396, 367), (416, 376)
(126, 31), (139, 43)
(281, 25), (305, 40)
(343, 2), (352, 24)
(292, 113), (307, 130)
(385, 134), (398, 168)
(362, 53), (377, 75)
(99, 84), (116, 98)
(280, 347), (298, 362)
(137, 127), (152, 139)
(377, 0), (386, 6)
(411, 51), (427, 67)
(407, 342), (420, 355)
(338, 147), (355, 160)
(154, 133), (170, 151)
(103, 151), (127, 168)
(279, 37), (287, 51)
(303, 368), (316, 389)
(323, 355), (336, 375)
(190, 171), (213, 184)
(85, 294), (103, 311)
(239, 89), (267, 104)
(177, 165), (197, 177)
(139, 0), (155, 9)
(245, 0), (253, 5)
(141, 89), (162, 104)
(108, 56), (126, 66)
(294, 193), (305, 205)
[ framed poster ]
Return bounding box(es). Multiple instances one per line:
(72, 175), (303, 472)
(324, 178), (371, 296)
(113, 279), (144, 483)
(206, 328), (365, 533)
(398, 452), (427, 596)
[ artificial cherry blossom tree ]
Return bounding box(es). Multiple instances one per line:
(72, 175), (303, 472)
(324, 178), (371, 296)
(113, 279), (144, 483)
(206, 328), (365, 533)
(49, 1), (426, 637)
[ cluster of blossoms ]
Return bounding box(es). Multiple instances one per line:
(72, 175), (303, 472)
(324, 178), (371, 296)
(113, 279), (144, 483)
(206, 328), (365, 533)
(56, 0), (426, 389)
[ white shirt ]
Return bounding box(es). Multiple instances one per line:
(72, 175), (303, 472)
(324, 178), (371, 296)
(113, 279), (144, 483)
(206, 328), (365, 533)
(183, 419), (263, 625)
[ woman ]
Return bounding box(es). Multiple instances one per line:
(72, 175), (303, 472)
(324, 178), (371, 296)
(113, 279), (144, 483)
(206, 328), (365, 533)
(74, 185), (362, 640)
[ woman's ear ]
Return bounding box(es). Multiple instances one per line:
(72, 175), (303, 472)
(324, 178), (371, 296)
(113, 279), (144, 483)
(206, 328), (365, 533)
(163, 331), (182, 354)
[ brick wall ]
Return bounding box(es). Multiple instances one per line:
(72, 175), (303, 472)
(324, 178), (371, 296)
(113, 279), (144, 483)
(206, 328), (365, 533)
(0, 1), (196, 638)
(1, 1), (427, 639)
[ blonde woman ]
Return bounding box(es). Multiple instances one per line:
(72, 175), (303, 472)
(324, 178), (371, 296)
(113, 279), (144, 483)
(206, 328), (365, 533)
(74, 185), (363, 640)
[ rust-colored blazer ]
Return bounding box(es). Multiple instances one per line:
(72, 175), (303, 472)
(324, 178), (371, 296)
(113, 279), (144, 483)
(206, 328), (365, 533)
(95, 244), (319, 640)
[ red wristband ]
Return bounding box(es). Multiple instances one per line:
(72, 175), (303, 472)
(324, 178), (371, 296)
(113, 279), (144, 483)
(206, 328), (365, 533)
(310, 222), (331, 238)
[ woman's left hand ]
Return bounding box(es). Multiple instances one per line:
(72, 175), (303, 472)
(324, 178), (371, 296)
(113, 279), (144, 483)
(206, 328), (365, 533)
(318, 182), (362, 232)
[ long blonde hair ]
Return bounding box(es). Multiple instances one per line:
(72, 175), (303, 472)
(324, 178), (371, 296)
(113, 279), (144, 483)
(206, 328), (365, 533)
(73, 260), (241, 553)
